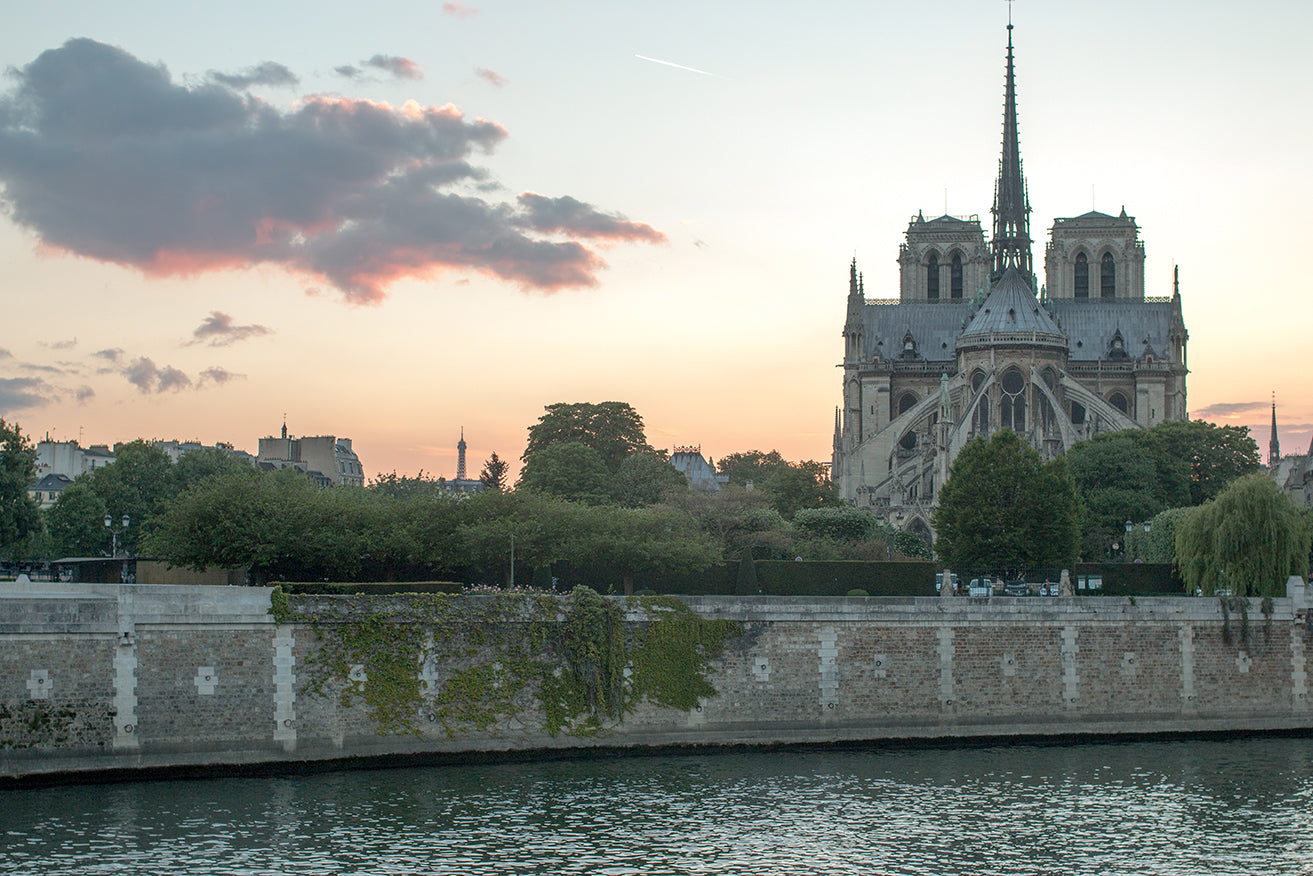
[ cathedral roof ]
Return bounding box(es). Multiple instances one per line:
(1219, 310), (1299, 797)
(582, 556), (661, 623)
(959, 267), (1064, 342)
(859, 301), (968, 364)
(1048, 299), (1179, 363)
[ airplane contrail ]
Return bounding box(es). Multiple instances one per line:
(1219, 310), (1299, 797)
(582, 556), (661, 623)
(634, 54), (716, 77)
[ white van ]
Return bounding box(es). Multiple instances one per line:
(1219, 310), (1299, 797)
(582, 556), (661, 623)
(968, 577), (993, 597)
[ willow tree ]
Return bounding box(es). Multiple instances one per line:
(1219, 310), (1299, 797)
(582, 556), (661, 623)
(1175, 473), (1311, 597)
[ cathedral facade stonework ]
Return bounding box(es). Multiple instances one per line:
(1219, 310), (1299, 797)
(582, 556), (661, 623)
(832, 24), (1189, 542)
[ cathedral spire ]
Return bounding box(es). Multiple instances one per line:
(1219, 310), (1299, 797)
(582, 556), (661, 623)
(991, 19), (1033, 287)
(1269, 396), (1280, 468)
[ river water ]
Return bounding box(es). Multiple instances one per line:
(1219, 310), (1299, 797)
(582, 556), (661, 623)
(3, 736), (1312, 875)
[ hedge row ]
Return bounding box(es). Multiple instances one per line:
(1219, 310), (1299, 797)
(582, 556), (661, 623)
(282, 562), (1183, 598)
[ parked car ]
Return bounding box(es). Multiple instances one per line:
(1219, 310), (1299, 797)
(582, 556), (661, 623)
(1003, 580), (1030, 597)
(968, 577), (993, 597)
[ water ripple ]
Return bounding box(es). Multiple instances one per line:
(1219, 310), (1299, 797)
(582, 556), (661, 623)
(3, 737), (1313, 875)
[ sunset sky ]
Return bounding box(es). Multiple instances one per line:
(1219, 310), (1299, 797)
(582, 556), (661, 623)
(2, 0), (1310, 482)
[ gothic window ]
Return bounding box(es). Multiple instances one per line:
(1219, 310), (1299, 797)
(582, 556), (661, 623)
(1109, 392), (1129, 415)
(975, 395), (990, 432)
(1041, 368), (1056, 391)
(1000, 367), (1026, 432)
(900, 431), (917, 451)
(898, 392), (919, 415)
(971, 370), (986, 393)
(950, 254), (964, 299)
(1070, 401), (1086, 425)
(1074, 253), (1089, 298)
(926, 252), (940, 300)
(1101, 252), (1116, 298)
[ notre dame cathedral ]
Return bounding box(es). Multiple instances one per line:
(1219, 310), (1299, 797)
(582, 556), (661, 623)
(832, 22), (1189, 542)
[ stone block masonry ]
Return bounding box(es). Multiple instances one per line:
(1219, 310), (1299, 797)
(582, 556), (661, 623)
(2, 584), (1311, 783)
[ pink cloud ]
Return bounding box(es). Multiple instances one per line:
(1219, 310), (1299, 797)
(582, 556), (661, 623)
(475, 67), (507, 88)
(443, 1), (477, 18)
(0, 40), (665, 305)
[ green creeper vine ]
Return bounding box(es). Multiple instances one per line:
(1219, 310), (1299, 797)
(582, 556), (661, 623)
(269, 586), (292, 625)
(628, 595), (742, 711)
(298, 587), (741, 739)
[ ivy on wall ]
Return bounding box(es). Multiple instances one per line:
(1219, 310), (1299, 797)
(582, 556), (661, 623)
(297, 587), (742, 738)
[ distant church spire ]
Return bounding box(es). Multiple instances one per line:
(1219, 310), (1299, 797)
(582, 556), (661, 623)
(1269, 396), (1280, 468)
(990, 19), (1034, 287)
(457, 427), (468, 480)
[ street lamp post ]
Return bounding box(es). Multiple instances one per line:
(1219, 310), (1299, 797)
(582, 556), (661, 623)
(104, 513), (130, 558)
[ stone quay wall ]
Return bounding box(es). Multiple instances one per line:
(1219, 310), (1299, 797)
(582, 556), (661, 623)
(2, 581), (1311, 783)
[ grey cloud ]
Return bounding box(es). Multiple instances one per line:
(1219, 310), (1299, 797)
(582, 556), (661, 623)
(0, 39), (663, 303)
(209, 61), (299, 90)
(124, 357), (190, 393)
(0, 377), (51, 413)
(0, 348), (12, 359)
(364, 54), (422, 80)
(75, 385), (95, 404)
(199, 367), (243, 385)
(1195, 401), (1266, 418)
(41, 337), (77, 350)
(188, 311), (273, 346)
(334, 65), (361, 78)
(20, 362), (65, 374)
(93, 348), (124, 362)
(516, 193), (668, 242)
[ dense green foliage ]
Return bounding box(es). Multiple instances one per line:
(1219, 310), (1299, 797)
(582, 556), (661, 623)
(37, 441), (253, 558)
(517, 403), (686, 506)
(932, 430), (1080, 576)
(10, 403), (939, 590)
(0, 420), (40, 557)
(479, 452), (509, 492)
(1067, 419), (1261, 560)
(521, 402), (654, 474)
(715, 450), (839, 518)
(1175, 474), (1310, 597)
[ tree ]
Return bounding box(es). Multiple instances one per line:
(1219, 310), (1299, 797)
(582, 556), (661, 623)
(85, 440), (177, 554)
(368, 470), (447, 499)
(609, 451), (687, 507)
(932, 430), (1079, 576)
(0, 419), (41, 557)
(764, 460), (839, 518)
(1067, 419), (1260, 559)
(517, 441), (612, 504)
(479, 452), (509, 492)
(793, 506), (879, 543)
(1153, 419), (1261, 506)
(716, 450), (788, 487)
(559, 503), (718, 593)
(1067, 430), (1185, 547)
(522, 402), (654, 474)
(1175, 473), (1310, 597)
(172, 446), (254, 493)
(46, 481), (109, 557)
